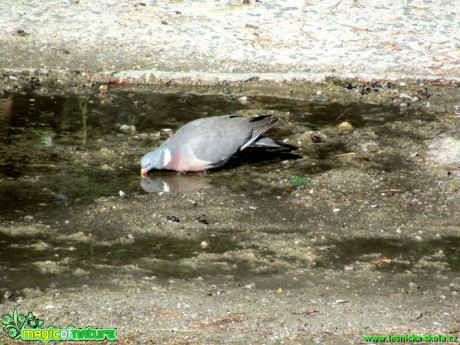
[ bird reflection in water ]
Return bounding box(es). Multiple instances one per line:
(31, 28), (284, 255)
(140, 173), (212, 193)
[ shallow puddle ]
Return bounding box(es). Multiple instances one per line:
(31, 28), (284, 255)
(0, 89), (428, 220)
(1, 87), (457, 294)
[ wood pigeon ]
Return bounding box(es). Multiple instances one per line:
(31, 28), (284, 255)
(140, 115), (295, 174)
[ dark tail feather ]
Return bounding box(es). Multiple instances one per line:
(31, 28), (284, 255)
(240, 115), (278, 150)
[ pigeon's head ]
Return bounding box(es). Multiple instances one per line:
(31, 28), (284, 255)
(140, 146), (167, 176)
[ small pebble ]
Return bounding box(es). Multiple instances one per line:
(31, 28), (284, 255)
(200, 241), (209, 248)
(15, 29), (28, 36)
(4, 290), (13, 299)
(335, 299), (349, 304)
(408, 282), (420, 290)
(119, 124), (136, 134)
(238, 96), (249, 104)
(399, 93), (412, 100)
(167, 215), (180, 222)
(101, 164), (112, 170)
(449, 283), (460, 291)
(311, 132), (327, 143)
(160, 128), (173, 139)
(249, 205), (258, 211)
(412, 311), (423, 320)
(337, 121), (353, 134)
(197, 215), (209, 224)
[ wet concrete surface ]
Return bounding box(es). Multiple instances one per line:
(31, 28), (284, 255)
(0, 83), (459, 344)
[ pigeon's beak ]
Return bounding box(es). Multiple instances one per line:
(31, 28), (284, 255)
(140, 168), (148, 177)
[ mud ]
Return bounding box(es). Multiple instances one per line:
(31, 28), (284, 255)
(0, 81), (459, 344)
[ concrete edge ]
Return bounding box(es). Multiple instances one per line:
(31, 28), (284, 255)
(2, 68), (460, 87)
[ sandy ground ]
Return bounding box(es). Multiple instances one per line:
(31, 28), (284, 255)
(1, 1), (460, 344)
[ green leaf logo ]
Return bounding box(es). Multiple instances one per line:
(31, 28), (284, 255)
(1, 309), (44, 339)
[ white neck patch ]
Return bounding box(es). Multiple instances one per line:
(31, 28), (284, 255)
(163, 147), (172, 166)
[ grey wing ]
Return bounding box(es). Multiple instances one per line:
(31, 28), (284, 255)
(175, 116), (253, 166)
